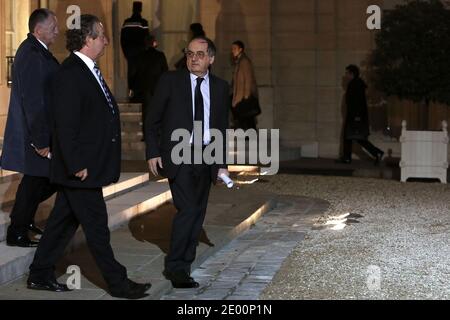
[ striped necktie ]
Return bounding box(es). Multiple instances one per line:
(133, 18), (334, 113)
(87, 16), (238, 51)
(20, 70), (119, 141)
(94, 64), (115, 114)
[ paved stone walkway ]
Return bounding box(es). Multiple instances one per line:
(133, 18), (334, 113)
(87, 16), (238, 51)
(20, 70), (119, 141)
(161, 195), (329, 300)
(0, 182), (274, 300)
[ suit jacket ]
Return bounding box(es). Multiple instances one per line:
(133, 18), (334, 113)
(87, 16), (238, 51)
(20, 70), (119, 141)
(145, 69), (229, 181)
(0, 34), (59, 177)
(50, 53), (121, 188)
(129, 47), (168, 102)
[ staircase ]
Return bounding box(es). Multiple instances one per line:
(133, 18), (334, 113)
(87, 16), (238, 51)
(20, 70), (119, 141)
(0, 103), (172, 286)
(0, 172), (172, 286)
(119, 103), (146, 160)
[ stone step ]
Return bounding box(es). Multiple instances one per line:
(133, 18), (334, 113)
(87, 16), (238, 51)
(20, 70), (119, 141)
(121, 131), (143, 142)
(121, 122), (142, 132)
(122, 142), (146, 152)
(120, 112), (142, 123)
(0, 181), (172, 286)
(0, 174), (21, 207)
(0, 173), (150, 243)
(121, 141), (146, 161)
(118, 103), (142, 113)
(122, 150), (146, 161)
(0, 170), (18, 180)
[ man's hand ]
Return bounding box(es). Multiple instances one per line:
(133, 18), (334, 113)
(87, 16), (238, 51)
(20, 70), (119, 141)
(217, 168), (230, 181)
(148, 157), (163, 176)
(75, 169), (88, 181)
(35, 147), (50, 158)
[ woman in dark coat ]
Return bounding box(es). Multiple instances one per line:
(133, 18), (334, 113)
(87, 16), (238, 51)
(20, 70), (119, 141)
(337, 64), (384, 164)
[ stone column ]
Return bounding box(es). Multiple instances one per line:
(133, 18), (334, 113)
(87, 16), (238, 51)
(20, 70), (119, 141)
(272, 0), (317, 153)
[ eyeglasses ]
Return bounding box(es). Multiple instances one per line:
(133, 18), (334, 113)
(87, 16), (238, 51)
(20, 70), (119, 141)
(185, 50), (208, 60)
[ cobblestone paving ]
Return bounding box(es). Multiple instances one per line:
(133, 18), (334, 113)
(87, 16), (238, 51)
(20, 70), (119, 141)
(161, 195), (329, 300)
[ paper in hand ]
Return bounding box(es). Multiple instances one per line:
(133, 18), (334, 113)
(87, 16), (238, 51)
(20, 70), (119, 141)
(219, 173), (234, 189)
(31, 143), (52, 159)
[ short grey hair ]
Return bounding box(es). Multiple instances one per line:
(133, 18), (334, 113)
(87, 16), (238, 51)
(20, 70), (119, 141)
(29, 8), (55, 33)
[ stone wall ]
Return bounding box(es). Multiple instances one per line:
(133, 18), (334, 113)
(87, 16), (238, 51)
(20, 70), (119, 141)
(272, 0), (386, 157)
(200, 0), (274, 130)
(200, 0), (392, 158)
(0, 0), (416, 159)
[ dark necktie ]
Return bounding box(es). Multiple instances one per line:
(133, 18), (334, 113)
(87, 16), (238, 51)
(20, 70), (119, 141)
(194, 77), (204, 145)
(94, 64), (115, 114)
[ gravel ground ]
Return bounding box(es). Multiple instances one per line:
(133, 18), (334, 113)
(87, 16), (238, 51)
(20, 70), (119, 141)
(253, 174), (450, 300)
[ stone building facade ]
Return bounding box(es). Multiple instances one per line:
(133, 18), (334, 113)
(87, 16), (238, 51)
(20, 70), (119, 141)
(0, 0), (408, 159)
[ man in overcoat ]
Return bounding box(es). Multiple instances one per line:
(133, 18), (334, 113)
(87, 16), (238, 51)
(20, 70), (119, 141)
(1, 9), (59, 247)
(337, 64), (384, 165)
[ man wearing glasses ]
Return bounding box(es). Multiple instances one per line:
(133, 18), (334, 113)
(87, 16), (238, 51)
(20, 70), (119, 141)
(145, 36), (230, 288)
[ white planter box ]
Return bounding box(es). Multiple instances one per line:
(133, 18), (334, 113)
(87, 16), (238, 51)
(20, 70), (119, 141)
(400, 120), (449, 183)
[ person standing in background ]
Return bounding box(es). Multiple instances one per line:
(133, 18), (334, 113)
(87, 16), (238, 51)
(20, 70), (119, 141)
(120, 1), (150, 101)
(129, 33), (168, 141)
(1, 9), (59, 248)
(230, 40), (259, 130)
(336, 64), (384, 165)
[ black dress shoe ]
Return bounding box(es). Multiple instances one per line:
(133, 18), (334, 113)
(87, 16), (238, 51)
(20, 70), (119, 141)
(128, 279), (152, 293)
(110, 279), (151, 299)
(28, 223), (44, 235)
(170, 278), (200, 289)
(6, 234), (39, 247)
(27, 279), (72, 292)
(163, 270), (199, 289)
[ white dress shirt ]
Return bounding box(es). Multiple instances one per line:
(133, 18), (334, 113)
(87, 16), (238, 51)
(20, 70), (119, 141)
(36, 38), (48, 51)
(190, 72), (211, 145)
(74, 51), (109, 99)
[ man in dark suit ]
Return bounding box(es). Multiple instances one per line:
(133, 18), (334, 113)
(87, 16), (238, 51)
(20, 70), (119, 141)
(120, 1), (150, 99)
(1, 9), (59, 247)
(336, 64), (384, 165)
(27, 15), (151, 299)
(129, 33), (168, 140)
(146, 36), (230, 288)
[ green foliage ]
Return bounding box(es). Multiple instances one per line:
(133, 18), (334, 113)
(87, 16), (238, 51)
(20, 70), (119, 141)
(372, 0), (450, 105)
